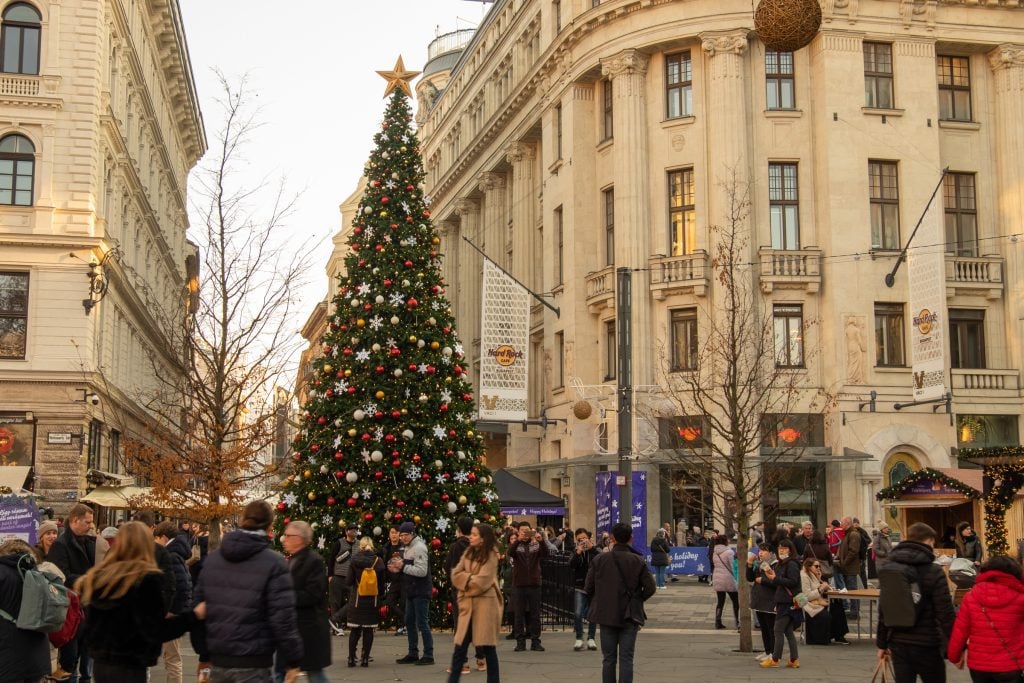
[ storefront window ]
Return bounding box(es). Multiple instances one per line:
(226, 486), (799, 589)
(762, 464), (826, 530)
(761, 414), (825, 448)
(956, 414), (1019, 449)
(658, 415), (708, 450)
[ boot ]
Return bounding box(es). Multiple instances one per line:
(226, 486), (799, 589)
(715, 605), (725, 629)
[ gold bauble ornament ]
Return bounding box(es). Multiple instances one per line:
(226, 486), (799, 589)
(430, 341), (440, 350)
(344, 369), (352, 377)
(348, 428), (357, 437)
(356, 319), (365, 328)
(303, 469), (312, 478)
(413, 515), (421, 524)
(375, 390), (385, 399)
(458, 495), (467, 505)
(401, 408), (408, 415)
(432, 237), (440, 245)
(323, 364), (333, 374)
(754, 0), (822, 51)
(408, 335), (417, 343)
(307, 492), (317, 501)
(467, 430), (475, 438)
(338, 519), (347, 528)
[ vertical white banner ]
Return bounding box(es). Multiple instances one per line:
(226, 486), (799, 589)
(908, 198), (947, 401)
(479, 259), (530, 421)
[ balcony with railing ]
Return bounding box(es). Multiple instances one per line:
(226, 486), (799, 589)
(950, 368), (1020, 394)
(648, 251), (709, 300)
(945, 254), (1003, 299)
(0, 74), (61, 108)
(584, 265), (615, 313)
(758, 247), (822, 293)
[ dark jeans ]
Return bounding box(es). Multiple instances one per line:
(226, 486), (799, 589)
(771, 610), (799, 662)
(574, 590), (596, 640)
(599, 623), (639, 683)
(840, 573), (861, 616)
(329, 574), (349, 623)
(755, 611), (775, 655)
(385, 573), (405, 628)
(406, 596), (434, 659)
(447, 619), (499, 683)
(890, 643), (946, 683)
(513, 585), (542, 643)
(970, 671), (1024, 683)
(210, 668), (272, 683)
(92, 660), (145, 683)
(59, 632), (91, 683)
(715, 591), (739, 625)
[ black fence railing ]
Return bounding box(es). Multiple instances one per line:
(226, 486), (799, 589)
(501, 552), (575, 631)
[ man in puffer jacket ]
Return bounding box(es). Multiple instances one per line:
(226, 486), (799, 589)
(193, 501), (303, 682)
(155, 521), (193, 683)
(947, 555), (1024, 680)
(876, 522), (955, 683)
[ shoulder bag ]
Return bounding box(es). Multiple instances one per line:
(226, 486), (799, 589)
(609, 552), (647, 627)
(979, 604), (1024, 674)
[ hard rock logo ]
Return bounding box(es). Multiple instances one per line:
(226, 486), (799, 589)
(487, 345), (522, 367)
(913, 309), (938, 335)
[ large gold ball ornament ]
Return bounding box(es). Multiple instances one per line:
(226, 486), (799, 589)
(467, 431), (475, 438)
(432, 237), (440, 245)
(458, 495), (467, 505)
(338, 519), (347, 528)
(754, 0), (822, 51)
(323, 364), (333, 374)
(348, 428), (358, 437)
(430, 341), (440, 350)
(307, 492), (317, 501)
(356, 319), (365, 328)
(303, 469), (312, 478)
(413, 515), (421, 524)
(375, 390), (386, 399)
(408, 335), (417, 343)
(344, 369), (352, 377)
(573, 400), (593, 420)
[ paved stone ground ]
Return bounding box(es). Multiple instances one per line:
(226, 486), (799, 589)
(151, 576), (970, 682)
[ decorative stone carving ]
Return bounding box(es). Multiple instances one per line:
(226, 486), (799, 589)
(600, 49), (651, 80)
(505, 142), (535, 165)
(844, 315), (867, 385)
(454, 198), (479, 216)
(700, 31), (750, 57)
(989, 44), (1024, 71)
(477, 172), (506, 194)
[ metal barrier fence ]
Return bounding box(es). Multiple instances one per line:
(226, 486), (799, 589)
(501, 552), (575, 631)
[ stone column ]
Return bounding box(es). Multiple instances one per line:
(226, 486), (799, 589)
(600, 48), (653, 390)
(700, 30), (752, 225)
(455, 199), (482, 353)
(477, 172), (507, 268)
(506, 142), (537, 289)
(989, 44), (1024, 371)
(437, 220), (460, 316)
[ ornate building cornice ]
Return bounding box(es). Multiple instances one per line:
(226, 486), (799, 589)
(700, 30), (750, 57)
(600, 49), (651, 80)
(505, 142), (535, 165)
(477, 172), (507, 193)
(989, 43), (1024, 70)
(454, 198), (479, 216)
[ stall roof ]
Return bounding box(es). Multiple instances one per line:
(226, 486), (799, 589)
(886, 499), (974, 509)
(0, 466), (30, 492)
(492, 468), (565, 514)
(81, 486), (150, 507)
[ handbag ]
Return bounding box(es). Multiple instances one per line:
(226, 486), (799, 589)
(979, 605), (1024, 673)
(871, 654), (895, 683)
(610, 552), (647, 627)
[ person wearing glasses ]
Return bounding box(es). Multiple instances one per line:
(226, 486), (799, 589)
(276, 521), (331, 682)
(801, 558), (850, 645)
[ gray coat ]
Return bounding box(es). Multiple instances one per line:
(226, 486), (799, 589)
(872, 530), (894, 569)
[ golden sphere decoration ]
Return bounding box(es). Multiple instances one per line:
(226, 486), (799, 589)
(467, 430), (475, 438)
(348, 428), (358, 437)
(356, 319), (366, 328)
(303, 469), (312, 478)
(338, 519), (347, 528)
(307, 492), (317, 501)
(323, 364), (333, 374)
(413, 515), (421, 524)
(408, 335), (417, 343)
(344, 369), (352, 377)
(754, 0), (822, 51)
(401, 408), (408, 415)
(572, 400), (593, 420)
(458, 495), (468, 505)
(432, 237), (440, 245)
(430, 341), (440, 350)
(375, 390), (386, 399)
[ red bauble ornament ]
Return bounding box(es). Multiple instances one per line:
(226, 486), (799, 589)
(423, 210), (431, 217)
(364, 512), (374, 521)
(310, 444), (320, 452)
(335, 471), (344, 479)
(441, 493), (450, 501)
(468, 473), (477, 482)
(353, 227), (362, 235)
(376, 365), (385, 374)
(406, 184), (414, 191)
(363, 303), (372, 311)
(390, 348), (401, 357)
(446, 600), (452, 612)
(327, 497), (336, 506)
(347, 497), (357, 507)
(374, 411), (384, 419)
(385, 434), (396, 443)
(412, 454), (421, 463)
(449, 429), (457, 437)
(427, 366), (436, 375)
(334, 452), (343, 460)
(325, 389), (334, 397)
(404, 260), (414, 268)
(383, 279), (393, 287)
(391, 410), (401, 419)
(374, 471), (384, 480)
(347, 387), (357, 395)
(431, 587), (438, 598)
(276, 502), (286, 511)
(391, 459), (401, 467)
(394, 513), (403, 521)
(396, 501), (405, 508)
(343, 347), (353, 356)
(408, 364), (418, 371)
(439, 404), (448, 412)
(406, 298), (418, 308)
(421, 473), (431, 481)
(431, 537), (442, 549)
(361, 433), (371, 441)
(283, 518), (290, 525)
(317, 417), (327, 425)
(379, 605), (389, 619)
(292, 453), (301, 461)
(358, 258), (366, 266)
(405, 216), (413, 223)
(322, 345), (333, 354)
(381, 196), (389, 204)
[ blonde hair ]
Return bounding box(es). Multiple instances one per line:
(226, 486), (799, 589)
(75, 521), (159, 605)
(359, 536), (375, 552)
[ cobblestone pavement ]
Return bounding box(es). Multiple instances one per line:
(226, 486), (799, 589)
(151, 576), (970, 682)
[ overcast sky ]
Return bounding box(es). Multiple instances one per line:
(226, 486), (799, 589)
(178, 0), (487, 336)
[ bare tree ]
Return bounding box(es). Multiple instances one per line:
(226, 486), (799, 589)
(101, 73), (314, 547)
(652, 176), (833, 652)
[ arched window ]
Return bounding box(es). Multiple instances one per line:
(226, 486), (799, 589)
(1, 3), (41, 75)
(0, 133), (34, 206)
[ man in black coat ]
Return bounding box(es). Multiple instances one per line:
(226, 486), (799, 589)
(876, 522), (955, 683)
(193, 500), (303, 683)
(585, 522), (656, 683)
(279, 521), (331, 681)
(155, 521), (192, 683)
(48, 503), (96, 683)
(569, 528), (599, 651)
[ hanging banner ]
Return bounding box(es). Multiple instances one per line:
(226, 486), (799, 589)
(479, 259), (530, 421)
(595, 472), (614, 539)
(594, 471), (647, 552)
(908, 194), (947, 401)
(630, 471), (648, 555)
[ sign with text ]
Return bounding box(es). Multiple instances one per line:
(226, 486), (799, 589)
(908, 184), (947, 401)
(0, 494), (37, 544)
(594, 471), (648, 554)
(641, 547), (712, 575)
(478, 259), (530, 421)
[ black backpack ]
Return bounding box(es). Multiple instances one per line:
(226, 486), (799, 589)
(878, 561), (924, 629)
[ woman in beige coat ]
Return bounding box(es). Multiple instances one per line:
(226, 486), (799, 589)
(447, 523), (502, 683)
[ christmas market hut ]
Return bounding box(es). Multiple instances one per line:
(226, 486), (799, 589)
(876, 467), (984, 547)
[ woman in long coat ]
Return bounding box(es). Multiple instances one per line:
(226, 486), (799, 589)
(448, 523), (502, 683)
(711, 535), (739, 629)
(346, 536), (384, 667)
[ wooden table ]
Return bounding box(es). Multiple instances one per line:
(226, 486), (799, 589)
(841, 588), (880, 639)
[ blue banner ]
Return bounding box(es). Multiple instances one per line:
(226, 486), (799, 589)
(594, 472), (614, 538)
(594, 471), (647, 553)
(630, 471), (647, 555)
(640, 546), (711, 576)
(500, 505), (566, 516)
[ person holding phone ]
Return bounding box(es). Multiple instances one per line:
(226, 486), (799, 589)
(508, 524), (549, 652)
(570, 529), (599, 651)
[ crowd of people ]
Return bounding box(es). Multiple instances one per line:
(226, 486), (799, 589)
(4, 502), (1023, 683)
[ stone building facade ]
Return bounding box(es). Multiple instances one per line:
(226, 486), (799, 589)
(418, 0), (1024, 538)
(0, 0), (205, 512)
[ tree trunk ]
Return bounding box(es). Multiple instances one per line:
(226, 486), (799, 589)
(735, 526), (753, 652)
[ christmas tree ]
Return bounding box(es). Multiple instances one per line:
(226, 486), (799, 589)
(275, 61), (503, 626)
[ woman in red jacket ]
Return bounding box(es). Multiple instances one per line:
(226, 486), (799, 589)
(948, 555), (1024, 683)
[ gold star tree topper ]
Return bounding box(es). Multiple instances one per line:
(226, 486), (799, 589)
(377, 56), (421, 98)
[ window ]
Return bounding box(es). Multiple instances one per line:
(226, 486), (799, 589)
(864, 42), (894, 109)
(668, 168), (696, 255)
(107, 429), (121, 474)
(773, 304), (804, 367)
(765, 50), (795, 110)
(555, 331), (564, 388)
(553, 0), (561, 34)
(761, 414), (825, 447)
(554, 103), (562, 160)
(658, 415), (708, 449)
(949, 308), (985, 369)
(0, 133), (33, 206)
(956, 414), (1019, 448)
(604, 321), (616, 380)
(0, 272), (28, 358)
(670, 308), (698, 371)
(603, 187), (614, 266)
(665, 52), (693, 119)
(869, 161), (900, 250)
(87, 420), (103, 472)
(937, 56), (971, 122)
(554, 206), (564, 285)
(0, 3), (40, 75)
(874, 303), (905, 367)
(769, 163), (800, 249)
(601, 78), (613, 140)
(944, 172), (977, 257)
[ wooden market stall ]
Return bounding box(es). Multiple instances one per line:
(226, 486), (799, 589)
(876, 467), (984, 545)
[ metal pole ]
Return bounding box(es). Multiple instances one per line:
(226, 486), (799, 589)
(616, 267), (632, 525)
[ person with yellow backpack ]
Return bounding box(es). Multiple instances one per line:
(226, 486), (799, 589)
(346, 537), (384, 668)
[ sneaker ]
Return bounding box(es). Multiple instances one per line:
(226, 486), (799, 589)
(586, 638), (597, 651)
(786, 659), (800, 668)
(755, 653), (771, 661)
(395, 627), (407, 636)
(514, 642), (526, 652)
(329, 619), (344, 636)
(759, 658), (779, 668)
(530, 643), (545, 652)
(396, 654), (419, 664)
(415, 657), (435, 666)
(574, 639), (584, 651)
(51, 669), (72, 682)
(834, 638), (851, 645)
